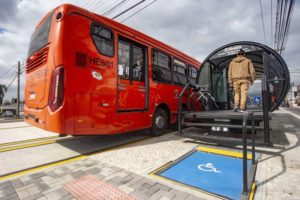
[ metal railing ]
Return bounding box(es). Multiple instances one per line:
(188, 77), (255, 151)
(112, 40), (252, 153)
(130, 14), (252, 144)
(242, 111), (256, 195)
(178, 82), (194, 134)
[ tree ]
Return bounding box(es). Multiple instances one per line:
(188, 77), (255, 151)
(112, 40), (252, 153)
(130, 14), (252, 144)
(0, 84), (7, 105)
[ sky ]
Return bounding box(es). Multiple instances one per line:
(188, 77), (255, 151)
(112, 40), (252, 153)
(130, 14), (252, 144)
(0, 0), (299, 100)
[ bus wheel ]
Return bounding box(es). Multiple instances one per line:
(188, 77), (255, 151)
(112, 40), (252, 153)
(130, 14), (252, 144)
(151, 108), (168, 136)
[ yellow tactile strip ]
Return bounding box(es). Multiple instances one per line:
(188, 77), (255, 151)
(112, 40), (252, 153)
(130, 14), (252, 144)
(197, 146), (253, 159)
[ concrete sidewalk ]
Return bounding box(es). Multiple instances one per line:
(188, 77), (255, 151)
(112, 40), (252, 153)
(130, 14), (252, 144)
(255, 109), (300, 200)
(0, 157), (202, 200)
(0, 108), (300, 200)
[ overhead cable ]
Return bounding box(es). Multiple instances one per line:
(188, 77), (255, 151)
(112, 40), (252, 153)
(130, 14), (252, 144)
(120, 0), (158, 22)
(112, 0), (146, 19)
(259, 0), (267, 44)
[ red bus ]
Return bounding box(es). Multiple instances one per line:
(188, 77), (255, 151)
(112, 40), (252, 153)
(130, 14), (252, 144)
(24, 4), (201, 135)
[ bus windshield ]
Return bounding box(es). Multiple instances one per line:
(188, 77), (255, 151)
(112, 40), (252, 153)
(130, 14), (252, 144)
(27, 12), (53, 57)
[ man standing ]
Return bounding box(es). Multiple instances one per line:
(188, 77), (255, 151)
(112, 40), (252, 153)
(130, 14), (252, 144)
(228, 49), (256, 112)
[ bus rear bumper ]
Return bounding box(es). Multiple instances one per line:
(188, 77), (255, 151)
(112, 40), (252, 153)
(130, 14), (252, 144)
(24, 105), (64, 134)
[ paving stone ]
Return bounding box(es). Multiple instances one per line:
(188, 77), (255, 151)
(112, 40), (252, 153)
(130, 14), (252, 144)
(47, 179), (68, 188)
(65, 164), (77, 170)
(131, 190), (148, 200)
(0, 181), (13, 190)
(30, 172), (46, 180)
(100, 170), (116, 176)
(41, 177), (60, 186)
(61, 175), (74, 183)
(55, 188), (70, 197)
(159, 192), (176, 200)
(16, 189), (30, 199)
(4, 192), (19, 200)
(27, 186), (40, 195)
(15, 184), (35, 192)
(83, 162), (96, 168)
(155, 183), (171, 192)
(103, 172), (120, 181)
(142, 184), (161, 197)
(4, 187), (16, 196)
(53, 169), (64, 175)
(128, 176), (145, 187)
(11, 179), (24, 189)
(118, 175), (134, 185)
(70, 170), (86, 178)
(118, 184), (135, 194)
(36, 197), (47, 200)
(107, 179), (124, 187)
(19, 176), (32, 184)
(73, 163), (83, 168)
(86, 167), (100, 174)
(46, 171), (60, 178)
(42, 186), (61, 195)
(169, 189), (189, 200)
(61, 194), (75, 200)
(23, 193), (43, 200)
(23, 178), (42, 185)
(148, 190), (166, 200)
(44, 190), (62, 200)
(59, 166), (70, 171)
(35, 182), (50, 192)
(94, 173), (105, 180)
(159, 197), (172, 200)
(184, 195), (204, 200)
(41, 176), (53, 182)
(0, 191), (3, 198)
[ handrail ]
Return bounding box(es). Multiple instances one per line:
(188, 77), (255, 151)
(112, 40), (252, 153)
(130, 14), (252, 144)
(178, 82), (195, 134)
(242, 111), (256, 195)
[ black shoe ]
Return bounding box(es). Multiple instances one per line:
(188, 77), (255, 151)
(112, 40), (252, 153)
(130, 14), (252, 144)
(233, 106), (239, 112)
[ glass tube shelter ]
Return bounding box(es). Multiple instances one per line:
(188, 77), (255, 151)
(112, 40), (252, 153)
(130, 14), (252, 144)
(197, 41), (290, 112)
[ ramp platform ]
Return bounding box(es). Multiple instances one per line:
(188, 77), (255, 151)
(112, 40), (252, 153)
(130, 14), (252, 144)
(151, 147), (257, 200)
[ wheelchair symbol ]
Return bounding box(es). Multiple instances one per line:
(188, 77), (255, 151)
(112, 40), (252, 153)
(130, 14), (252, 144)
(198, 163), (221, 173)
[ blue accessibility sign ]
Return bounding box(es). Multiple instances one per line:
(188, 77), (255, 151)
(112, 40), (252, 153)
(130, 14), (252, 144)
(253, 96), (261, 104)
(159, 151), (251, 200)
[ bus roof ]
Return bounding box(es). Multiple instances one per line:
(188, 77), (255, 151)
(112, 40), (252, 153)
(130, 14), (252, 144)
(56, 4), (201, 67)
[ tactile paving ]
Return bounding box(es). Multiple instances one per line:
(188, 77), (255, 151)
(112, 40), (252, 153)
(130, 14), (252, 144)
(65, 174), (136, 200)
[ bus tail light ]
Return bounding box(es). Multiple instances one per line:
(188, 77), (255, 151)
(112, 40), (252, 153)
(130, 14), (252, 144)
(49, 66), (64, 111)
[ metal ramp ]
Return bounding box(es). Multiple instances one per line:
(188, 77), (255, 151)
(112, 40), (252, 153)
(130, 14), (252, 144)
(179, 109), (266, 145)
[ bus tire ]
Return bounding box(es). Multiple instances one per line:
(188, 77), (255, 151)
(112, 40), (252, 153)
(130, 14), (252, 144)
(151, 108), (168, 136)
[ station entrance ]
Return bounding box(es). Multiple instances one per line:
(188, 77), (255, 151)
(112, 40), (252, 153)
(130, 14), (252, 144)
(175, 41), (290, 199)
(178, 41), (290, 145)
(197, 41), (290, 112)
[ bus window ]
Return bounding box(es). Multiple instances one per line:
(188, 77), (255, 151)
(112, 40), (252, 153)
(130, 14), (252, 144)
(188, 65), (197, 84)
(132, 46), (144, 82)
(118, 41), (130, 80)
(28, 12), (53, 57)
(152, 50), (172, 84)
(91, 23), (114, 57)
(173, 58), (187, 86)
(118, 39), (145, 82)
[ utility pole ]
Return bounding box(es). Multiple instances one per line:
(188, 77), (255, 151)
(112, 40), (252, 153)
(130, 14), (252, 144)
(17, 61), (20, 118)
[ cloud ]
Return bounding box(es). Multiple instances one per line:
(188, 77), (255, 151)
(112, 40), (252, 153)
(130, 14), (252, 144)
(0, 0), (299, 100)
(0, 27), (8, 34)
(0, 0), (18, 24)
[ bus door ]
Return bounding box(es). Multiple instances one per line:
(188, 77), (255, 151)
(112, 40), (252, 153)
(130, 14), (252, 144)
(117, 38), (148, 111)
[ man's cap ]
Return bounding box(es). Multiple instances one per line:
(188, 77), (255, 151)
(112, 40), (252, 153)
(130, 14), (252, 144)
(237, 49), (245, 55)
